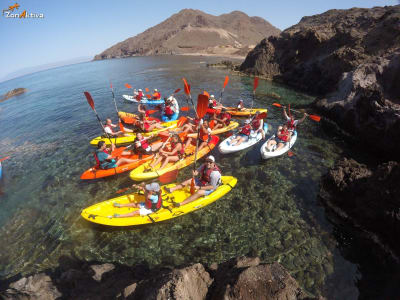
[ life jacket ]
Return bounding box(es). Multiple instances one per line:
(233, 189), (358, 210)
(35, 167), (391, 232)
(136, 92), (143, 100)
(278, 129), (290, 142)
(252, 119), (261, 130)
(200, 126), (209, 142)
(287, 118), (296, 130)
(171, 141), (185, 156)
(240, 124), (251, 136)
(222, 113), (231, 126)
(164, 105), (173, 116)
(199, 164), (221, 186)
(194, 118), (200, 126)
(145, 191), (162, 211)
(104, 124), (114, 134)
(153, 92), (161, 100)
(93, 149), (109, 168)
(139, 138), (149, 150)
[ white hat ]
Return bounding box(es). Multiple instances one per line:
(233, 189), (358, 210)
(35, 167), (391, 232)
(167, 96), (173, 101)
(145, 182), (160, 192)
(207, 128), (212, 134)
(154, 89), (158, 92)
(138, 89), (142, 91)
(210, 95), (215, 99)
(244, 119), (251, 124)
(206, 155), (215, 162)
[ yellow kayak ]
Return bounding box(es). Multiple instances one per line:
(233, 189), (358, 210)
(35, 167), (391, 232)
(187, 121), (239, 138)
(81, 176), (237, 226)
(224, 107), (267, 117)
(129, 136), (219, 181)
(89, 119), (178, 146)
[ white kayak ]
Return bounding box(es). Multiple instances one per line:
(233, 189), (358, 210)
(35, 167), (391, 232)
(219, 124), (268, 154)
(260, 131), (297, 159)
(122, 95), (164, 105)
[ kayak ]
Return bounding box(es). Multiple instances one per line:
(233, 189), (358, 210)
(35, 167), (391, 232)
(118, 111), (160, 125)
(260, 131), (297, 159)
(123, 95), (164, 105)
(81, 176), (237, 226)
(130, 135), (219, 181)
(80, 147), (154, 180)
(161, 111), (179, 122)
(207, 107), (267, 117)
(218, 123), (268, 154)
(89, 119), (179, 146)
(187, 121), (239, 138)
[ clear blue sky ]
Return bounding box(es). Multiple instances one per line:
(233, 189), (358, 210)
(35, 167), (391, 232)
(0, 0), (398, 81)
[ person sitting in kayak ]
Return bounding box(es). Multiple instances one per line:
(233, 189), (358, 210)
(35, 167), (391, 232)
(237, 100), (245, 111)
(104, 118), (133, 137)
(147, 134), (185, 171)
(229, 119), (252, 146)
(282, 106), (307, 137)
(152, 89), (161, 100)
(95, 141), (136, 169)
(168, 95), (179, 112)
(265, 124), (291, 152)
(137, 113), (163, 132)
(111, 182), (163, 218)
(136, 89), (144, 101)
(251, 112), (266, 139)
(138, 103), (149, 117)
(184, 119), (211, 151)
(212, 108), (231, 130)
(162, 98), (175, 120)
(133, 133), (163, 156)
(166, 155), (221, 207)
(180, 116), (199, 134)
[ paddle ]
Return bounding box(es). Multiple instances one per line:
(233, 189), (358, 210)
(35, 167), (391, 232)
(84, 91), (113, 145)
(220, 75), (229, 104)
(110, 82), (120, 118)
(159, 169), (179, 185)
(203, 91), (210, 98)
(172, 88), (181, 95)
(180, 106), (190, 112)
(272, 103), (321, 122)
(145, 88), (149, 93)
(252, 77), (259, 109)
(190, 94), (209, 194)
(146, 109), (159, 115)
(0, 156), (10, 163)
(110, 146), (129, 159)
(183, 78), (197, 118)
(177, 116), (188, 127)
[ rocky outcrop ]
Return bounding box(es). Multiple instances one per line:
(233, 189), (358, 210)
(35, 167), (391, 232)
(319, 158), (400, 260)
(0, 256), (323, 300)
(94, 9), (280, 60)
(1, 88), (27, 102)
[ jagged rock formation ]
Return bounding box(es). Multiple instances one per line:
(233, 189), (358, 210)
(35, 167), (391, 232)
(1, 88), (27, 102)
(94, 9), (280, 60)
(0, 256), (324, 300)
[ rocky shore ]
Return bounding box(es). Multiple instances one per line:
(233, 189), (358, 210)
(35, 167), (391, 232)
(1, 88), (27, 102)
(0, 256), (324, 300)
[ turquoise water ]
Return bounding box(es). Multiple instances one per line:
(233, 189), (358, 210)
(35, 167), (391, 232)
(0, 56), (359, 298)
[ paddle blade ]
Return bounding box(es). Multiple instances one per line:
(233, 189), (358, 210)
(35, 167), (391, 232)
(174, 88), (181, 94)
(145, 88), (149, 92)
(190, 177), (195, 195)
(253, 77), (259, 91)
(288, 151), (295, 157)
(256, 112), (267, 120)
(84, 91), (95, 110)
(0, 156), (10, 163)
(116, 187), (130, 194)
(223, 76), (230, 89)
(110, 82), (113, 89)
(180, 106), (190, 112)
(197, 94), (209, 119)
(309, 115), (321, 122)
(177, 116), (188, 127)
(203, 91), (210, 98)
(159, 169), (179, 184)
(147, 109), (158, 115)
(183, 78), (190, 95)
(145, 94), (152, 99)
(119, 120), (125, 132)
(125, 83), (132, 89)
(111, 146), (127, 158)
(272, 103), (282, 108)
(209, 120), (215, 129)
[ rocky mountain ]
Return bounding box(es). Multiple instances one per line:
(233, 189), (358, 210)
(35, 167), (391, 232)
(94, 9), (280, 60)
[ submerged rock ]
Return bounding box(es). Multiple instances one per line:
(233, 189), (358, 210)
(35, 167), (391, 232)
(1, 88), (27, 102)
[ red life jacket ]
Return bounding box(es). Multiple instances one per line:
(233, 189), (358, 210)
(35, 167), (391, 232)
(287, 118), (296, 130)
(222, 113), (231, 126)
(170, 141), (184, 155)
(93, 149), (109, 167)
(104, 124), (114, 134)
(278, 129), (290, 142)
(145, 110), (150, 117)
(145, 191), (162, 211)
(153, 92), (161, 100)
(200, 126), (209, 142)
(136, 92), (143, 100)
(164, 105), (173, 116)
(199, 164), (221, 185)
(194, 118), (200, 126)
(240, 124), (251, 136)
(139, 138), (149, 150)
(252, 119), (261, 129)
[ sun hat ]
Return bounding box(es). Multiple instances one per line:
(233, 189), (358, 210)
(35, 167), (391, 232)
(145, 182), (160, 192)
(244, 119), (251, 124)
(154, 88), (158, 92)
(206, 155), (215, 162)
(210, 95), (215, 99)
(138, 89), (142, 91)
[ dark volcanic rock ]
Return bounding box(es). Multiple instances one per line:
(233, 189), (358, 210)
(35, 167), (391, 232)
(1, 88), (27, 102)
(320, 158), (400, 260)
(94, 9), (280, 60)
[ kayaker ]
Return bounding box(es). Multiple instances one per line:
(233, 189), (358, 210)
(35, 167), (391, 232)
(180, 116), (199, 134)
(136, 89), (144, 101)
(162, 98), (175, 120)
(133, 133), (163, 156)
(104, 118), (133, 137)
(147, 134), (185, 171)
(138, 113), (164, 132)
(166, 155), (221, 207)
(184, 119), (211, 151)
(138, 103), (150, 118)
(95, 141), (136, 169)
(237, 100), (245, 111)
(229, 119), (252, 146)
(265, 124), (291, 152)
(251, 112), (266, 139)
(212, 108), (231, 130)
(282, 106), (307, 135)
(111, 182), (163, 218)
(152, 89), (161, 100)
(168, 95), (179, 112)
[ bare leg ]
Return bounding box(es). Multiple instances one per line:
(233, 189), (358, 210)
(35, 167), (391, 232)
(275, 142), (285, 152)
(159, 156), (179, 170)
(167, 178), (192, 193)
(116, 157), (138, 166)
(149, 154), (165, 169)
(114, 210), (140, 218)
(198, 141), (207, 151)
(179, 189), (208, 206)
(151, 142), (163, 152)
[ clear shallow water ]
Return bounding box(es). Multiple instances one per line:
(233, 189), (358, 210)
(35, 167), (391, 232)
(0, 56), (360, 298)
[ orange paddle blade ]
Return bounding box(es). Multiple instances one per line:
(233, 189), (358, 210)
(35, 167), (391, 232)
(203, 91), (210, 98)
(147, 109), (158, 115)
(309, 115), (321, 122)
(145, 88), (149, 92)
(119, 120), (125, 132)
(256, 112), (267, 120)
(159, 169), (179, 184)
(177, 116), (188, 127)
(183, 78), (190, 95)
(125, 83), (132, 89)
(197, 94), (209, 119)
(145, 94), (152, 99)
(110, 82), (113, 89)
(84, 91), (95, 110)
(0, 156), (10, 162)
(272, 103), (282, 108)
(174, 88), (181, 94)
(180, 106), (190, 112)
(190, 177), (195, 195)
(209, 120), (215, 129)
(223, 76), (229, 88)
(253, 77), (259, 91)
(111, 146), (127, 158)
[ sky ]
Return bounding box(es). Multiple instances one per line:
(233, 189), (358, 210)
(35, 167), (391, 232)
(0, 0), (398, 81)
